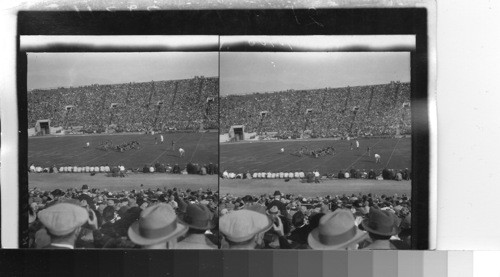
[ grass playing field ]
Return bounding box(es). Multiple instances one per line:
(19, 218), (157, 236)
(28, 132), (218, 169)
(29, 173), (218, 192)
(220, 179), (411, 198)
(220, 137), (411, 173)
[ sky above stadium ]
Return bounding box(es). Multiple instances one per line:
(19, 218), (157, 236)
(27, 52), (218, 90)
(220, 52), (410, 95)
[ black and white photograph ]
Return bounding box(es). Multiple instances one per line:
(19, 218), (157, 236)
(218, 36), (415, 250)
(24, 49), (220, 249)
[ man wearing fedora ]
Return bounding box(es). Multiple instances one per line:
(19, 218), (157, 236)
(219, 209), (273, 249)
(359, 208), (400, 250)
(264, 205), (291, 249)
(128, 203), (188, 249)
(38, 202), (96, 249)
(308, 209), (368, 250)
(176, 203), (218, 249)
(266, 190), (288, 218)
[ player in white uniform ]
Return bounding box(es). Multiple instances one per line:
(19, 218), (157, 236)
(160, 135), (164, 144)
(280, 148), (284, 153)
(179, 148), (185, 158)
(374, 153), (381, 163)
(85, 142), (90, 148)
(355, 140), (359, 150)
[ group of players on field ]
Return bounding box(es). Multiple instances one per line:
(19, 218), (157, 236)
(288, 140), (381, 163)
(95, 140), (141, 152)
(291, 145), (336, 158)
(87, 134), (185, 157)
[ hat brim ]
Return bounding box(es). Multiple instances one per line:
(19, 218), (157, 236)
(360, 220), (399, 236)
(307, 228), (368, 250)
(177, 218), (215, 231)
(223, 216), (274, 243)
(128, 221), (188, 246)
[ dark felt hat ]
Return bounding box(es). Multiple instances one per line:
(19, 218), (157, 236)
(361, 208), (399, 236)
(178, 203), (215, 230)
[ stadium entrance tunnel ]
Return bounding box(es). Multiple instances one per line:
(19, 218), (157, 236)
(35, 119), (51, 135)
(229, 125), (246, 141)
(234, 128), (243, 141)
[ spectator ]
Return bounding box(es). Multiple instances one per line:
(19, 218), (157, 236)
(308, 209), (367, 250)
(127, 203), (188, 249)
(359, 208), (399, 250)
(176, 204), (217, 249)
(219, 209), (273, 249)
(37, 202), (94, 249)
(266, 191), (288, 218)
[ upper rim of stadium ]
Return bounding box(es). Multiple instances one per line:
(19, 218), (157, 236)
(220, 81), (410, 97)
(27, 76), (219, 92)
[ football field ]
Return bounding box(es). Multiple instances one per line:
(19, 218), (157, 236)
(28, 132), (218, 169)
(29, 173), (218, 192)
(220, 137), (411, 173)
(220, 178), (411, 198)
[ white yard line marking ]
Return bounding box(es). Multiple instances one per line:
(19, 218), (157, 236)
(189, 133), (205, 162)
(174, 133), (188, 144)
(384, 138), (401, 168)
(344, 139), (383, 171)
(150, 133), (191, 164)
(150, 149), (169, 164)
(81, 151), (113, 165)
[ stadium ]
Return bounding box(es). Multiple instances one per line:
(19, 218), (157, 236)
(28, 76), (219, 191)
(219, 82), (412, 197)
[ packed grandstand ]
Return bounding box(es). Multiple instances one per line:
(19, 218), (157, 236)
(28, 76), (218, 133)
(27, 185), (411, 249)
(219, 82), (411, 138)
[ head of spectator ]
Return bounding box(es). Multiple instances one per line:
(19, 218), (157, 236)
(219, 209), (273, 249)
(308, 209), (367, 250)
(81, 184), (89, 194)
(107, 199), (115, 207)
(397, 213), (411, 246)
(267, 205), (280, 217)
(102, 206), (116, 224)
(273, 190), (281, 200)
(38, 203), (89, 249)
(51, 189), (65, 199)
(128, 203), (187, 249)
(178, 203), (215, 232)
(176, 203), (217, 249)
(118, 206), (130, 219)
(292, 211), (305, 228)
(360, 208), (399, 249)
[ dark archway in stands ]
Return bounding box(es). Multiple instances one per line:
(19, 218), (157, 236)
(40, 122), (49, 134)
(234, 127), (243, 141)
(35, 119), (51, 135)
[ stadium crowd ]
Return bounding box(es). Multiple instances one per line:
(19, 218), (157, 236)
(220, 82), (411, 138)
(28, 76), (218, 133)
(218, 190), (411, 250)
(220, 168), (411, 182)
(28, 185), (219, 249)
(28, 186), (411, 250)
(28, 162), (219, 176)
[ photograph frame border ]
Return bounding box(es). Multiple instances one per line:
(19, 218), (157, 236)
(15, 9), (430, 251)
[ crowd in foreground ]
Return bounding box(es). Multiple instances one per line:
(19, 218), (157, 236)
(218, 190), (411, 249)
(28, 184), (411, 250)
(28, 185), (219, 249)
